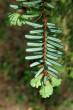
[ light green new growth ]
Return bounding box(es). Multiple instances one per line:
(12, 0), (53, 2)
(8, 13), (25, 26)
(30, 74), (43, 88)
(39, 81), (53, 98)
(50, 76), (62, 87)
(30, 75), (62, 98)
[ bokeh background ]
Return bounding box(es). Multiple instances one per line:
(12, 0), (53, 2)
(0, 0), (73, 110)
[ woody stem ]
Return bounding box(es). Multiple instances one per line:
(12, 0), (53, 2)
(43, 2), (47, 63)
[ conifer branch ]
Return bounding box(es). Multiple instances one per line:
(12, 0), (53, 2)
(8, 0), (65, 98)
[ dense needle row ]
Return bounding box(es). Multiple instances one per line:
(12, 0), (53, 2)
(24, 0), (64, 82)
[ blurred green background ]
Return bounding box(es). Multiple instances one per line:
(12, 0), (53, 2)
(0, 0), (73, 110)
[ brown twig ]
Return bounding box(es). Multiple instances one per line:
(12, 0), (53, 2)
(43, 2), (47, 62)
(42, 2), (48, 75)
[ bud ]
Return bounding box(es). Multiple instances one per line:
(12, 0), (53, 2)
(39, 81), (53, 98)
(50, 76), (62, 87)
(30, 74), (43, 88)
